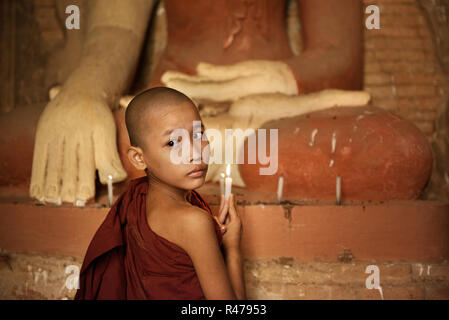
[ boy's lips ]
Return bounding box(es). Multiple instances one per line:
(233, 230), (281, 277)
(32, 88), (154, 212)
(187, 165), (208, 177)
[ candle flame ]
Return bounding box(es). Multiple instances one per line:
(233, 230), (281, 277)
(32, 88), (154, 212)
(221, 172), (225, 178)
(226, 164), (231, 176)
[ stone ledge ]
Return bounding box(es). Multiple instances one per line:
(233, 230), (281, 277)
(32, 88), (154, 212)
(0, 200), (448, 262)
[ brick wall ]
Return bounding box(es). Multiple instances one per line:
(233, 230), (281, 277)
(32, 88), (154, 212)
(246, 258), (449, 299)
(1, 251), (448, 300)
(363, 0), (448, 142)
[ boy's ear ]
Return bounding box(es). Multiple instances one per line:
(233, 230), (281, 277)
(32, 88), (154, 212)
(127, 146), (147, 171)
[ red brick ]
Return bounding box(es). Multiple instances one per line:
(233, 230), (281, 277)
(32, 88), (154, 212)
(332, 284), (424, 300)
(424, 285), (449, 300)
(374, 50), (427, 62)
(419, 26), (434, 38)
(412, 263), (449, 282)
(414, 122), (435, 134)
(380, 61), (437, 74)
(368, 27), (421, 38)
(377, 3), (421, 16)
(397, 110), (437, 123)
(331, 263), (412, 286)
(393, 73), (446, 85)
(395, 85), (436, 97)
(365, 38), (425, 50)
(381, 285), (425, 300)
(421, 39), (436, 52)
(364, 51), (376, 63)
(365, 86), (396, 99)
(259, 281), (284, 296)
(381, 14), (425, 27)
(364, 73), (392, 86)
(365, 61), (382, 73)
(398, 97), (442, 111)
(370, 97), (398, 111)
(331, 285), (384, 300)
(284, 284), (332, 300)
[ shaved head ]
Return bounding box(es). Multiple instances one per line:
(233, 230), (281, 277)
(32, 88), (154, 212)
(125, 87), (195, 149)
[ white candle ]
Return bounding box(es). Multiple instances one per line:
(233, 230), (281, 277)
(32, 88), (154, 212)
(220, 173), (225, 196)
(108, 175), (113, 207)
(277, 175), (284, 204)
(336, 176), (341, 205)
(224, 164), (232, 201)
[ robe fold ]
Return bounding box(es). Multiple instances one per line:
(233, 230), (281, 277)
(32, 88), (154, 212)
(74, 176), (223, 300)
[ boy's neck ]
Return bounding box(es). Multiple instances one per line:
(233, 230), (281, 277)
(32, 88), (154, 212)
(146, 176), (191, 205)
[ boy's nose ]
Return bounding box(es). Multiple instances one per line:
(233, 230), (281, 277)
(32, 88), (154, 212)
(190, 156), (201, 163)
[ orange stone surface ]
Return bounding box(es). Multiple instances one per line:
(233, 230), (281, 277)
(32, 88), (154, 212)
(239, 106), (433, 202)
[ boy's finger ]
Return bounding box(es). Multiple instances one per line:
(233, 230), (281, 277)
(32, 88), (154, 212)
(220, 224), (226, 234)
(219, 194), (225, 212)
(228, 194), (237, 217)
(218, 200), (229, 224)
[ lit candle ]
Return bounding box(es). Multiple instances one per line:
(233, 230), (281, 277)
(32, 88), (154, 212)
(75, 199), (85, 207)
(336, 176), (341, 205)
(220, 173), (225, 196)
(277, 175), (284, 204)
(108, 175), (113, 207)
(224, 164), (232, 201)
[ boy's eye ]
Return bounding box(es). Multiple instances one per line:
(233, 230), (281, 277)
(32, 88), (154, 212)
(193, 131), (204, 140)
(167, 136), (181, 147)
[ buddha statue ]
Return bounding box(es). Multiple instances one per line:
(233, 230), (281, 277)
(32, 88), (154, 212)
(21, 0), (431, 204)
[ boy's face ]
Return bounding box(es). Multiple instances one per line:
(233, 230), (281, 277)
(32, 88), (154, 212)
(139, 101), (210, 190)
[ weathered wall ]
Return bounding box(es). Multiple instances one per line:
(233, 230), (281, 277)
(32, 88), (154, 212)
(1, 250), (448, 300)
(418, 0), (449, 201)
(362, 0), (447, 142)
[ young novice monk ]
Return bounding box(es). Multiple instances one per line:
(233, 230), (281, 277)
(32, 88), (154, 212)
(75, 87), (246, 300)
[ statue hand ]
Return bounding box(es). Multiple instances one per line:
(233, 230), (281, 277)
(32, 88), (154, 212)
(29, 87), (127, 204)
(161, 60), (298, 102)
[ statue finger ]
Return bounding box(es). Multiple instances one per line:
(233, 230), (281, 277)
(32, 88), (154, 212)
(29, 133), (49, 201)
(166, 75), (274, 102)
(60, 138), (78, 203)
(43, 136), (64, 202)
(75, 136), (95, 201)
(93, 123), (127, 185)
(161, 70), (209, 84)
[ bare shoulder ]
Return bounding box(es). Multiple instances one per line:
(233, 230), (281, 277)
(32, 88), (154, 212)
(174, 205), (218, 252)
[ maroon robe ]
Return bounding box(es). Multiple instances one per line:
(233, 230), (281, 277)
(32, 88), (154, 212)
(74, 176), (223, 300)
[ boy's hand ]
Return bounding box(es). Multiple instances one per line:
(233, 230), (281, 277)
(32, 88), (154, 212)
(220, 194), (242, 251)
(217, 194), (229, 234)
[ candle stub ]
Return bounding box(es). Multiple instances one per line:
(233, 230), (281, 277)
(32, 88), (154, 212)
(107, 175), (113, 207)
(336, 176), (341, 205)
(277, 176), (284, 203)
